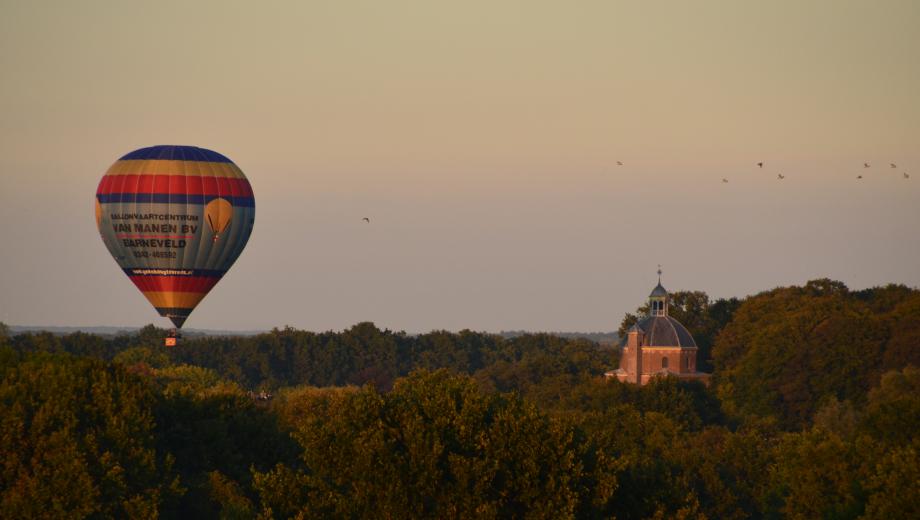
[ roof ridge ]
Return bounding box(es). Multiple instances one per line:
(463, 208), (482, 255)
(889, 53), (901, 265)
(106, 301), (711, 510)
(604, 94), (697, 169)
(665, 316), (681, 347)
(647, 316), (656, 345)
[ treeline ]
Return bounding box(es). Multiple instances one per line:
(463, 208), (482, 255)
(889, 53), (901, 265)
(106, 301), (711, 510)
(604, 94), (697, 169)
(0, 278), (917, 518)
(6, 322), (612, 393)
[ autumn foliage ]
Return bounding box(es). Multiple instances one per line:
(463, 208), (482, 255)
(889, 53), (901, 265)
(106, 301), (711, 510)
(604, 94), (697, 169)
(1, 279), (917, 518)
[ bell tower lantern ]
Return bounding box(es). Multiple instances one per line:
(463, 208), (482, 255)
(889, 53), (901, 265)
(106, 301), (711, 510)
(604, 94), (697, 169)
(649, 265), (668, 317)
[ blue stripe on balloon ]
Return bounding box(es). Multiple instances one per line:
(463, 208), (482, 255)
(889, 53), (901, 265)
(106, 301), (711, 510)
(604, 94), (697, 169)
(97, 193), (255, 207)
(122, 268), (226, 278)
(118, 145), (233, 163)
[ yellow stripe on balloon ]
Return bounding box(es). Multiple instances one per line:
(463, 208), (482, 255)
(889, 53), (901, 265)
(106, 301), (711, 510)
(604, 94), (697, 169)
(95, 199), (102, 230)
(105, 160), (245, 179)
(141, 291), (210, 309)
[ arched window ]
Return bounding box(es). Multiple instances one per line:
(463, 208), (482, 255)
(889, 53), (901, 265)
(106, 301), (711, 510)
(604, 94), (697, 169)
(661, 357), (668, 369)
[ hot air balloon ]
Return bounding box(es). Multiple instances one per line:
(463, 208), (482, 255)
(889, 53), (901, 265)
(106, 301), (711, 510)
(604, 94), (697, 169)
(95, 145), (255, 330)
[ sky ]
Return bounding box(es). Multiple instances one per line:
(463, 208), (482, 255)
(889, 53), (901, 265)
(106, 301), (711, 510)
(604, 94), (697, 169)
(1, 0), (918, 333)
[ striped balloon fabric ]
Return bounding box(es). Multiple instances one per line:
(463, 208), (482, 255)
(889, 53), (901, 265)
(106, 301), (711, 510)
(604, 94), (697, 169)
(95, 145), (255, 328)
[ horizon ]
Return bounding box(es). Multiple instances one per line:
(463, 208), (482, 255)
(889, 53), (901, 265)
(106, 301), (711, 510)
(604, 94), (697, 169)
(4, 276), (910, 335)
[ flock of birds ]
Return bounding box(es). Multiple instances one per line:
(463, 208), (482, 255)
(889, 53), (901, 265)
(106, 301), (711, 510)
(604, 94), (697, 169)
(711, 161), (911, 184)
(359, 160), (911, 223)
(853, 162), (910, 181)
(596, 160), (916, 184)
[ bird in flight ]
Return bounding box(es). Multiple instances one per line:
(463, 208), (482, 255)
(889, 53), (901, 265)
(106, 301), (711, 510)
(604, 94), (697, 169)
(857, 175), (863, 179)
(617, 161), (623, 166)
(864, 163), (871, 168)
(722, 178), (729, 183)
(904, 172), (911, 179)
(890, 163), (897, 168)
(777, 174), (785, 180)
(362, 217), (370, 223)
(757, 162), (763, 168)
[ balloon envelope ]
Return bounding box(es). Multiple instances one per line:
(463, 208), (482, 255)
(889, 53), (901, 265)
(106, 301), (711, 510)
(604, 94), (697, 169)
(95, 145), (255, 328)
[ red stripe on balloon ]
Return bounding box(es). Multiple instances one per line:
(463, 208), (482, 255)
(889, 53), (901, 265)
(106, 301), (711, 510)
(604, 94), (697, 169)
(97, 175), (253, 197)
(128, 275), (222, 293)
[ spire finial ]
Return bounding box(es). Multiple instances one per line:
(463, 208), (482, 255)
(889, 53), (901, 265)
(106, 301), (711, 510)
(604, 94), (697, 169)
(657, 264), (662, 284)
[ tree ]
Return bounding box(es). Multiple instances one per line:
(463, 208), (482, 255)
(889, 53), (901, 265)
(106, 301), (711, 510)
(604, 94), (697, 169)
(673, 423), (778, 519)
(862, 443), (920, 519)
(859, 366), (920, 447)
(878, 294), (920, 373)
(765, 429), (868, 518)
(153, 373), (299, 518)
(254, 370), (585, 518)
(472, 334), (610, 405)
(114, 346), (171, 370)
(712, 281), (890, 428)
(0, 353), (181, 517)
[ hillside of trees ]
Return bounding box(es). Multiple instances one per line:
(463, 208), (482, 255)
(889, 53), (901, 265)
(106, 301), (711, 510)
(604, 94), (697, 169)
(1, 279), (918, 518)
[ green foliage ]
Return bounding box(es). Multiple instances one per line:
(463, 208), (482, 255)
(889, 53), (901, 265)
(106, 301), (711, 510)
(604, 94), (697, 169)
(548, 376), (722, 432)
(859, 365), (920, 447)
(410, 329), (493, 374)
(9, 328), (137, 360)
(862, 443), (920, 519)
(269, 384), (359, 432)
(254, 370), (585, 518)
(154, 364), (227, 397)
(473, 334), (611, 403)
(163, 322), (410, 391)
(153, 324), (616, 401)
(134, 324), (174, 349)
(251, 463), (313, 519)
(114, 346), (172, 370)
(154, 383), (300, 518)
(663, 422), (777, 520)
(9, 331), (63, 354)
(765, 428), (868, 518)
(568, 406), (686, 519)
(812, 396), (860, 440)
(0, 345), (20, 379)
(206, 470), (255, 520)
(0, 353), (181, 517)
(878, 293), (920, 372)
(3, 277), (918, 518)
(712, 280), (907, 429)
(852, 283), (915, 313)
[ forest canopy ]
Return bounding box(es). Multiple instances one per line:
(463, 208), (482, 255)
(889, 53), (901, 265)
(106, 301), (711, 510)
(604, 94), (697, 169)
(1, 279), (917, 518)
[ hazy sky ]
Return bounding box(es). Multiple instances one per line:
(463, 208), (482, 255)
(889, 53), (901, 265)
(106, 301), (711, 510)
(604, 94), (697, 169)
(1, 1), (918, 332)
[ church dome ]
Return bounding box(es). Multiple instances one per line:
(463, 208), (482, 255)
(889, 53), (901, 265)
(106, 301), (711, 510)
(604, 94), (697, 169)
(610, 269), (710, 386)
(635, 315), (697, 348)
(649, 283), (668, 297)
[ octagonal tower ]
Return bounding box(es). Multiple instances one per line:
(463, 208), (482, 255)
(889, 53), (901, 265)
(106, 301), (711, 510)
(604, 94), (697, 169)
(606, 271), (711, 386)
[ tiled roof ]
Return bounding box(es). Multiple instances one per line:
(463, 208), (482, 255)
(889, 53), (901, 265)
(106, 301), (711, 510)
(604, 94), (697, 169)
(635, 316), (697, 347)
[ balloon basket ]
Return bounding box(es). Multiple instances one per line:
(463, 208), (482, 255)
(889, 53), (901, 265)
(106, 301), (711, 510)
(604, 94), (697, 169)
(164, 329), (180, 347)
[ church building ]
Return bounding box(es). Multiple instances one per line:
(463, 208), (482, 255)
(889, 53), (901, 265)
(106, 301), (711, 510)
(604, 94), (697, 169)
(606, 272), (711, 385)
